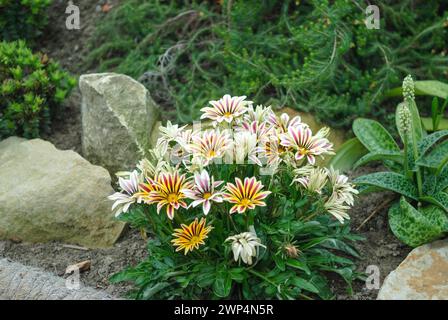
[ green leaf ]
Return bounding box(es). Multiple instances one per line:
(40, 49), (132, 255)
(354, 151), (403, 168)
(328, 138), (367, 172)
(353, 118), (400, 153)
(142, 282), (171, 299)
(354, 172), (418, 200)
(417, 130), (448, 156)
(213, 270), (232, 298)
(420, 192), (448, 213)
(385, 80), (448, 99)
(422, 117), (448, 131)
(290, 277), (319, 294)
(437, 167), (448, 191)
(286, 258), (311, 275)
(416, 139), (448, 172)
(388, 198), (447, 247)
(321, 238), (360, 258)
(273, 254), (286, 271)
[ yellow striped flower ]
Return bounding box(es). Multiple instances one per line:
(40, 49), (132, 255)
(171, 218), (213, 254)
(143, 171), (192, 220)
(223, 177), (271, 214)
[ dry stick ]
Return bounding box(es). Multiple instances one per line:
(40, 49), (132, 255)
(62, 244), (89, 251)
(356, 196), (396, 231)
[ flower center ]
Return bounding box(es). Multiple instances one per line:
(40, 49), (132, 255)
(207, 150), (217, 158)
(190, 235), (201, 245)
(167, 193), (179, 203)
(203, 192), (212, 200)
(298, 147), (309, 155)
(240, 198), (251, 206)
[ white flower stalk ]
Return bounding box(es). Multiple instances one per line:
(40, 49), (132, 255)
(294, 167), (328, 194)
(108, 170), (140, 217)
(402, 74), (415, 102)
(279, 125), (334, 165)
(396, 102), (412, 136)
(225, 232), (266, 265)
(200, 94), (252, 126)
(326, 167), (358, 206)
(182, 170), (224, 215)
(324, 193), (351, 223)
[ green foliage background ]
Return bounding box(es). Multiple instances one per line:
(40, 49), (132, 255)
(0, 0), (52, 42)
(86, 0), (448, 127)
(0, 40), (76, 139)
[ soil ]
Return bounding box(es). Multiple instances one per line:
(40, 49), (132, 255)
(0, 1), (412, 300)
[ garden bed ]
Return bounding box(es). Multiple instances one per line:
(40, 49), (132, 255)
(2, 0), (445, 301)
(0, 168), (410, 300)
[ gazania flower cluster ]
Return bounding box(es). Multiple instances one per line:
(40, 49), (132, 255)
(108, 94), (358, 264)
(293, 166), (359, 223)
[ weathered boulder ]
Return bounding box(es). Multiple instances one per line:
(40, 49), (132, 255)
(79, 73), (160, 174)
(377, 239), (448, 300)
(0, 137), (125, 248)
(0, 258), (118, 300)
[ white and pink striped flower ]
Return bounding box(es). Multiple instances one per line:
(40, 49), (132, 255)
(267, 112), (304, 133)
(280, 126), (334, 165)
(200, 94), (252, 125)
(187, 129), (233, 165)
(108, 170), (140, 217)
(182, 170), (224, 215)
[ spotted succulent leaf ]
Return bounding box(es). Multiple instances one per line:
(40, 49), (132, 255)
(354, 172), (418, 200)
(388, 198), (448, 247)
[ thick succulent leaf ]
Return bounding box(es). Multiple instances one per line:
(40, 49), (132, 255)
(388, 198), (447, 247)
(437, 166), (448, 191)
(420, 192), (448, 213)
(422, 174), (437, 196)
(416, 139), (448, 171)
(406, 100), (424, 144)
(356, 185), (385, 195)
(354, 151), (403, 168)
(417, 130), (448, 156)
(328, 138), (367, 173)
(422, 117), (448, 131)
(385, 80), (448, 99)
(354, 172), (418, 200)
(353, 118), (400, 153)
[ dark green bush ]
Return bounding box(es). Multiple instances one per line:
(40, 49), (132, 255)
(0, 40), (76, 139)
(0, 0), (52, 42)
(86, 0), (448, 128)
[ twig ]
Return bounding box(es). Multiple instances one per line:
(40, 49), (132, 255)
(355, 196), (396, 231)
(62, 244), (89, 251)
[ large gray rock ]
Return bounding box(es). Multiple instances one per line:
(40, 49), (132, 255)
(377, 239), (448, 300)
(0, 137), (124, 248)
(0, 258), (118, 300)
(79, 73), (159, 174)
